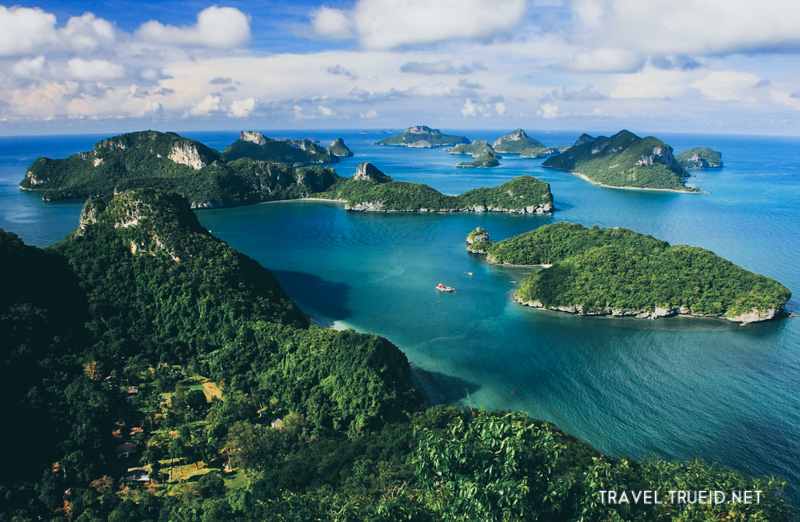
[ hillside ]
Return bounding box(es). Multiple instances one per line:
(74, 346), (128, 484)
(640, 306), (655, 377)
(676, 147), (723, 169)
(319, 163), (553, 213)
(376, 125), (469, 147)
(0, 198), (792, 520)
(223, 131), (347, 164)
(468, 222), (791, 323)
(492, 129), (557, 158)
(20, 130), (342, 208)
(542, 130), (700, 191)
(448, 140), (501, 167)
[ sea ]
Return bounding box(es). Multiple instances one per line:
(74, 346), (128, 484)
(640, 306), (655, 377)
(1, 129), (799, 506)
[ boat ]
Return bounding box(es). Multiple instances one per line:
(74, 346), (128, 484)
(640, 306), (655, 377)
(467, 272), (473, 276)
(436, 283), (455, 292)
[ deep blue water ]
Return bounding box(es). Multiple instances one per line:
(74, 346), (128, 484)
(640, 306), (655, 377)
(2, 129), (799, 506)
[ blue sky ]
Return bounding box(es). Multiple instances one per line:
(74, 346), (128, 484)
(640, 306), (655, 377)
(2, 0), (800, 135)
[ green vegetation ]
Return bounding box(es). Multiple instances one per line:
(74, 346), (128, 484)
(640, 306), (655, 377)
(449, 140), (501, 168)
(326, 137), (354, 157)
(676, 147), (723, 169)
(376, 125), (469, 147)
(319, 163), (553, 213)
(223, 131), (342, 164)
(0, 192), (793, 520)
(542, 130), (701, 191)
(20, 131), (342, 207)
(492, 128), (557, 158)
(468, 222), (791, 322)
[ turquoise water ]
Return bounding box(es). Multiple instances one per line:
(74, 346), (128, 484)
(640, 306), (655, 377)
(2, 130), (799, 505)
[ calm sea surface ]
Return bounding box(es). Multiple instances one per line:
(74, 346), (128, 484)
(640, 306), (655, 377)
(2, 129), (799, 505)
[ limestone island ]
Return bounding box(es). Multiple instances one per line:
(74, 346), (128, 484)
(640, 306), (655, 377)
(492, 129), (558, 158)
(316, 162), (553, 213)
(676, 147), (723, 170)
(467, 222), (791, 323)
(224, 131), (352, 164)
(447, 140), (501, 168)
(542, 130), (702, 192)
(376, 125), (469, 148)
(19, 130), (351, 208)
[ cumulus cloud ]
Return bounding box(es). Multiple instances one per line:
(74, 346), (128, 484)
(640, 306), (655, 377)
(60, 13), (116, 52)
(400, 61), (475, 75)
(550, 84), (605, 100)
(539, 103), (559, 118)
(12, 56), (48, 79)
(67, 58), (125, 81)
(136, 6), (251, 49)
(569, 49), (645, 73)
(309, 0), (526, 49)
(571, 0), (800, 57)
(189, 94), (221, 116)
(0, 6), (56, 56)
(360, 109), (378, 118)
(229, 97), (257, 117)
(310, 7), (353, 40)
(318, 104), (335, 116)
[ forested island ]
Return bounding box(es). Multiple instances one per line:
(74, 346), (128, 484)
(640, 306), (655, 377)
(492, 129), (558, 158)
(468, 223), (791, 323)
(676, 147), (724, 169)
(447, 140), (501, 168)
(317, 162), (553, 213)
(376, 125), (469, 147)
(0, 189), (791, 520)
(542, 130), (702, 191)
(19, 130), (349, 208)
(223, 131), (352, 163)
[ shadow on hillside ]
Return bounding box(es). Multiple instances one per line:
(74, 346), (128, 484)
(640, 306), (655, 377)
(411, 366), (481, 408)
(272, 270), (351, 327)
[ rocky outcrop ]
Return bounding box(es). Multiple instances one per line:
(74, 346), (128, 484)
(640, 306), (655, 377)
(239, 131), (268, 145)
(353, 162), (392, 182)
(327, 138), (354, 157)
(466, 227), (489, 244)
(168, 142), (206, 170)
(636, 146), (675, 168)
(407, 140), (433, 148)
(513, 297), (779, 324)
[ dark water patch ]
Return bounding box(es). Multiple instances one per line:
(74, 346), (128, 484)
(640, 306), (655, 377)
(271, 270), (352, 327)
(411, 366), (482, 408)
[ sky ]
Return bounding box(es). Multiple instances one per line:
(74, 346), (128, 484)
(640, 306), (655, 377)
(2, 0), (800, 136)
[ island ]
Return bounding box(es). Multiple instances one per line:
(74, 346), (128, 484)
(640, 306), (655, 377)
(223, 131), (351, 164)
(492, 129), (558, 158)
(0, 189), (791, 520)
(541, 130), (701, 191)
(676, 147), (723, 169)
(376, 125), (469, 147)
(467, 222), (791, 323)
(448, 140), (501, 168)
(317, 162), (553, 213)
(19, 130), (344, 207)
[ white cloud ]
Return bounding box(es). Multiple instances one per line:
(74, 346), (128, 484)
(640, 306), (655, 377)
(495, 102), (506, 115)
(136, 6), (251, 49)
(229, 97), (257, 118)
(0, 6), (56, 56)
(539, 103), (559, 118)
(317, 104), (335, 116)
(360, 109), (378, 118)
(461, 99), (493, 117)
(310, 0), (527, 49)
(189, 94), (221, 116)
(310, 7), (353, 40)
(12, 56), (48, 79)
(691, 71), (763, 103)
(570, 0), (800, 57)
(67, 58), (125, 81)
(569, 49), (645, 73)
(60, 13), (116, 52)
(610, 68), (694, 100)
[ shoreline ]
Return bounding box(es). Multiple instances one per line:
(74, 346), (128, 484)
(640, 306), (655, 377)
(572, 172), (706, 194)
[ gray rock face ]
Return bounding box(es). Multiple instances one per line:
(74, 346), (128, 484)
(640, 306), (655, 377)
(168, 142), (206, 170)
(492, 128), (528, 148)
(353, 162), (391, 182)
(239, 131), (268, 145)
